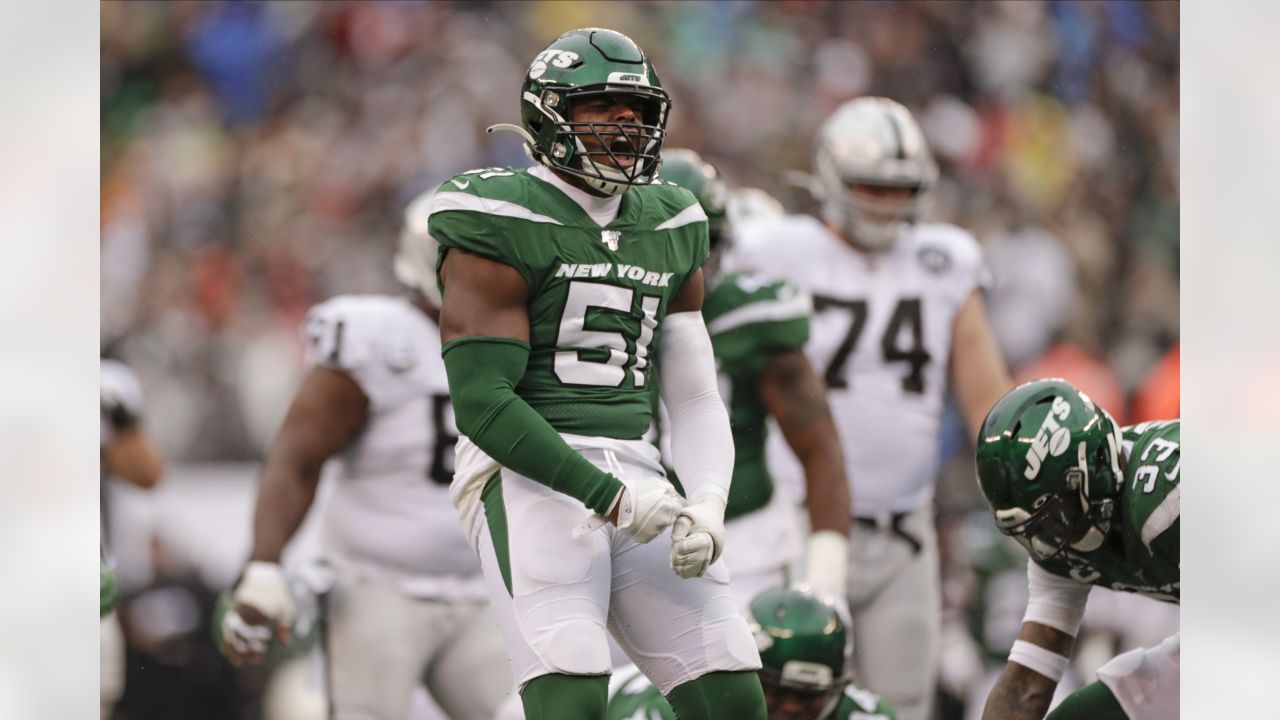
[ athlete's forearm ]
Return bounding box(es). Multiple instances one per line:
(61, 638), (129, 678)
(444, 337), (623, 514)
(983, 621), (1076, 720)
(249, 367), (370, 564)
(981, 662), (1059, 720)
(250, 457), (322, 564)
(760, 350), (850, 534)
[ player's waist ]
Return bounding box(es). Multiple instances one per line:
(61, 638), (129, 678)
(853, 507), (931, 555)
(517, 394), (654, 440)
(324, 557), (487, 602)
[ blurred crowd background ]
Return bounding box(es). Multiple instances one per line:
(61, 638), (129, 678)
(99, 2), (1179, 719)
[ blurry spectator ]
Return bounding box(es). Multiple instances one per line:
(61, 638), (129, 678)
(1131, 342), (1180, 423)
(101, 1), (1176, 462)
(1016, 342), (1128, 426)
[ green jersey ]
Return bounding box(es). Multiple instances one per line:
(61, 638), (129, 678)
(1033, 420), (1180, 603)
(430, 167), (710, 440)
(604, 666), (895, 720)
(703, 273), (811, 519)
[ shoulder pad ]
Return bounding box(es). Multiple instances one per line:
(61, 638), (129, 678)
(302, 295), (407, 372)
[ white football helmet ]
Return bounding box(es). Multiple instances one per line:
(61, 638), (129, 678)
(726, 187), (785, 229)
(394, 189), (441, 307)
(813, 97), (938, 251)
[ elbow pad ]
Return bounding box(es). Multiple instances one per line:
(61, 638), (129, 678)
(658, 312), (733, 505)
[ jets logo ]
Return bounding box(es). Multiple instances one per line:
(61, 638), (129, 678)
(1024, 396), (1072, 479)
(601, 230), (622, 252)
(528, 49), (579, 80)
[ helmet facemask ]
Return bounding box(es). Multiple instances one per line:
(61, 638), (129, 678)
(529, 86), (670, 196)
(819, 169), (930, 251)
(992, 428), (1121, 561)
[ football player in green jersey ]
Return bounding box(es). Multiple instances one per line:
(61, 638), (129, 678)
(975, 379), (1179, 720)
(659, 149), (852, 605)
(429, 29), (765, 720)
(605, 586), (896, 720)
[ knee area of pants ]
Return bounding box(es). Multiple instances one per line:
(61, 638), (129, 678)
(532, 621), (612, 676)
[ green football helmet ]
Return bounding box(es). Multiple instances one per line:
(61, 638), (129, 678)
(491, 28), (671, 196)
(975, 378), (1125, 561)
(750, 586), (850, 720)
(659, 148), (729, 247)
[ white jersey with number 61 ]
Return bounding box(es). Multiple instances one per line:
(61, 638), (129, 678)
(730, 215), (988, 516)
(303, 294), (484, 601)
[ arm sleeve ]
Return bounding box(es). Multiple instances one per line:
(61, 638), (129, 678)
(658, 311), (734, 504)
(1024, 560), (1092, 636)
(442, 336), (624, 515)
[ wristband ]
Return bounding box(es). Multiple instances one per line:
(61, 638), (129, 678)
(1008, 639), (1069, 682)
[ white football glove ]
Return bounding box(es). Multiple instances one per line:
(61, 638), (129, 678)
(219, 561), (297, 666)
(670, 492), (727, 579)
(803, 530), (850, 603)
(575, 473), (683, 545)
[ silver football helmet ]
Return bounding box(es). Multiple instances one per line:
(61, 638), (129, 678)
(394, 189), (442, 307)
(813, 97), (938, 251)
(727, 187), (785, 229)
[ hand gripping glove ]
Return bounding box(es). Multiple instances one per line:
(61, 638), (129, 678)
(218, 561), (297, 666)
(575, 468), (683, 545)
(670, 492), (727, 579)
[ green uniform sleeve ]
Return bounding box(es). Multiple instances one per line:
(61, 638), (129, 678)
(443, 336), (623, 514)
(707, 274), (811, 376)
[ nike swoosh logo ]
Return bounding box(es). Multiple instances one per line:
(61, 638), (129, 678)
(450, 179), (470, 189)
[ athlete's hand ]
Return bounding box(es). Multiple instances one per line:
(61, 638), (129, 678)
(576, 474), (682, 544)
(217, 562), (296, 667)
(803, 530), (850, 603)
(670, 492), (727, 578)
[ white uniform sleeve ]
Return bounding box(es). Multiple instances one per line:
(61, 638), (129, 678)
(1023, 560), (1092, 636)
(302, 298), (405, 409)
(657, 311), (733, 505)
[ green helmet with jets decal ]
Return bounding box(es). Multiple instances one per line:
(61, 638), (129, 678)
(492, 28), (671, 197)
(750, 586), (851, 719)
(975, 378), (1125, 562)
(660, 148), (728, 247)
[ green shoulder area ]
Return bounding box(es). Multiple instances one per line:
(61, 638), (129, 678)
(627, 180), (707, 233)
(706, 273), (811, 368)
(1121, 419), (1180, 562)
(431, 166), (580, 223)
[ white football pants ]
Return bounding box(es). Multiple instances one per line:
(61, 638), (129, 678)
(846, 505), (940, 720)
(474, 455), (760, 696)
(323, 568), (510, 720)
